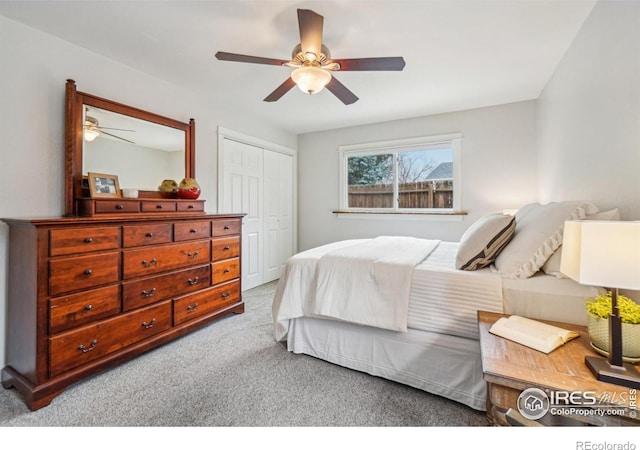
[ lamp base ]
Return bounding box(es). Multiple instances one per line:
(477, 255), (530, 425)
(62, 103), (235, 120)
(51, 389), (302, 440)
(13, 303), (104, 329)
(585, 355), (640, 389)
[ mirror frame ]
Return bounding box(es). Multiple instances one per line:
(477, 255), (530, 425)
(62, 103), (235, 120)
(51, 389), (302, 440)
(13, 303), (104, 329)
(64, 79), (195, 216)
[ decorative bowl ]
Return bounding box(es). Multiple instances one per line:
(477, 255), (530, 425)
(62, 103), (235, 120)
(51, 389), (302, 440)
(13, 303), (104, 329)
(176, 178), (201, 200)
(158, 179), (178, 193)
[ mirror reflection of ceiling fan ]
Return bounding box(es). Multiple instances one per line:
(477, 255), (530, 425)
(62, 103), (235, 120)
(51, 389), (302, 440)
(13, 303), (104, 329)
(83, 107), (136, 144)
(215, 9), (406, 105)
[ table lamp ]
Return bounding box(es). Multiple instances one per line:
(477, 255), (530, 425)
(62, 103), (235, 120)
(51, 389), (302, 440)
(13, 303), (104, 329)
(561, 220), (640, 389)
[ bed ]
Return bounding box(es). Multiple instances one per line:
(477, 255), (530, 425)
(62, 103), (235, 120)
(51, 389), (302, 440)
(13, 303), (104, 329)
(272, 201), (617, 411)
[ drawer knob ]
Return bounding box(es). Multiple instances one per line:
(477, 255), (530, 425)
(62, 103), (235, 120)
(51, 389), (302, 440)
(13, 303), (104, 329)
(224, 225), (230, 230)
(84, 269), (93, 276)
(142, 258), (157, 268)
(156, 204), (163, 209)
(224, 268), (230, 274)
(190, 229), (197, 233)
(223, 245), (231, 251)
(221, 291), (231, 299)
(141, 318), (156, 329)
(84, 237), (93, 243)
(84, 304), (93, 311)
(186, 303), (199, 313)
(187, 277), (200, 286)
(78, 339), (98, 353)
(188, 205), (195, 209)
(141, 288), (157, 298)
(116, 204), (124, 210)
(146, 232), (154, 238)
(187, 251), (199, 259)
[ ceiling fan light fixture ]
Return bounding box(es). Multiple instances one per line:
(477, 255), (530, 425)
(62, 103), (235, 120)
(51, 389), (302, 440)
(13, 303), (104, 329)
(291, 65), (332, 95)
(84, 126), (100, 141)
(83, 115), (100, 141)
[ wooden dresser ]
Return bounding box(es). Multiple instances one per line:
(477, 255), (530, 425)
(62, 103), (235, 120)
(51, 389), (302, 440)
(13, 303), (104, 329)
(1, 213), (244, 410)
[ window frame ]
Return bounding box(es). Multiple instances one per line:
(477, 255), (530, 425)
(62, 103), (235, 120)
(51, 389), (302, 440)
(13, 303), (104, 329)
(338, 133), (463, 214)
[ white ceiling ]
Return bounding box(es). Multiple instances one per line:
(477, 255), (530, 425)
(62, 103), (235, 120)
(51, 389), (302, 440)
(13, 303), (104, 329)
(0, 0), (596, 135)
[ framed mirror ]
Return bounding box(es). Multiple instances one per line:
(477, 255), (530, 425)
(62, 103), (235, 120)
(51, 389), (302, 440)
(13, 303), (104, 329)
(65, 79), (195, 216)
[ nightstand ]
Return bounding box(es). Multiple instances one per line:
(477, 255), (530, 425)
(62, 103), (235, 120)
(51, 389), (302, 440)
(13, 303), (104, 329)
(478, 310), (639, 426)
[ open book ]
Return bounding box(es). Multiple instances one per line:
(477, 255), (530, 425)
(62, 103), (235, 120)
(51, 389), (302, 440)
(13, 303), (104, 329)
(489, 315), (580, 354)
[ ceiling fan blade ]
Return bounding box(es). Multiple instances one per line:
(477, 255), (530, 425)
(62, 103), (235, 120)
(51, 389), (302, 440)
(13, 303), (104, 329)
(97, 126), (136, 132)
(264, 77), (297, 102)
(215, 51), (288, 66)
(101, 130), (136, 144)
(297, 9), (323, 58)
(326, 77), (359, 105)
(330, 57), (406, 71)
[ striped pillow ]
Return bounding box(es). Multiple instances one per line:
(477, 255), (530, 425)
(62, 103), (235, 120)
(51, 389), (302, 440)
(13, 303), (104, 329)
(456, 213), (516, 271)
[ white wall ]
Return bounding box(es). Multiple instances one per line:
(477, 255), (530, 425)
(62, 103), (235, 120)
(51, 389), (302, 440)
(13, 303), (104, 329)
(297, 101), (538, 250)
(537, 0), (640, 221)
(0, 16), (296, 366)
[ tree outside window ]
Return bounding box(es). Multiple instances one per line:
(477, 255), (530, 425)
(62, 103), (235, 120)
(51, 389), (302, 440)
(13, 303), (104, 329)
(347, 147), (453, 210)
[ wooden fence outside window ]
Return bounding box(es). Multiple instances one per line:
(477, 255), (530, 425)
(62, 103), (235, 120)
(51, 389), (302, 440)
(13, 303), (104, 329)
(348, 180), (453, 209)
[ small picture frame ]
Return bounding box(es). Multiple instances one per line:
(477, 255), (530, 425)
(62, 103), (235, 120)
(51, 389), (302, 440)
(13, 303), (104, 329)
(88, 172), (121, 198)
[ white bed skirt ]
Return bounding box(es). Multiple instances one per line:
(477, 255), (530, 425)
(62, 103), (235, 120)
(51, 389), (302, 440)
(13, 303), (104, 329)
(286, 316), (487, 411)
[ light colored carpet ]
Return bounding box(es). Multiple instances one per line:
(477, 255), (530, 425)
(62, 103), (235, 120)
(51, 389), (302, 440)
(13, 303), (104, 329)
(0, 280), (489, 427)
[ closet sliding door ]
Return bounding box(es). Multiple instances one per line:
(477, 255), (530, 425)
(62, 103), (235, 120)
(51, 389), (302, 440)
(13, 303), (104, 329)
(218, 128), (296, 291)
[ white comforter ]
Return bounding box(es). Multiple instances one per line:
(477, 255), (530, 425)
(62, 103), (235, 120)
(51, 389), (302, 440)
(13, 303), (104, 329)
(273, 239), (506, 341)
(314, 236), (440, 331)
(273, 237), (439, 339)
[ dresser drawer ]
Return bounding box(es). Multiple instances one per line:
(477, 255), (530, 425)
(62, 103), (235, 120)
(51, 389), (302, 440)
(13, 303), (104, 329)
(122, 240), (211, 279)
(94, 200), (141, 214)
(50, 227), (120, 256)
(122, 264), (211, 311)
(174, 221), (211, 242)
(49, 285), (121, 334)
(122, 223), (172, 247)
(49, 252), (120, 296)
(49, 301), (172, 377)
(140, 201), (177, 213)
(212, 257), (240, 284)
(173, 281), (240, 325)
(176, 201), (205, 212)
(212, 236), (240, 261)
(212, 219), (241, 237)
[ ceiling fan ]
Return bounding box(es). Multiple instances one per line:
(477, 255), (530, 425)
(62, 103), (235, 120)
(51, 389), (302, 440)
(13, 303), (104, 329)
(83, 107), (136, 144)
(215, 9), (406, 105)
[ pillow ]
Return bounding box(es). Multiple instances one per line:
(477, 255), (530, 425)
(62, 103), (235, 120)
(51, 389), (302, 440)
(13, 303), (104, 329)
(494, 201), (595, 279)
(541, 208), (621, 278)
(456, 213), (516, 270)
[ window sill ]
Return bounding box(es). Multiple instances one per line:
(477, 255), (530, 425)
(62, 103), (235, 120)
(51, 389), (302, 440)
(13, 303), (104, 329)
(332, 210), (467, 221)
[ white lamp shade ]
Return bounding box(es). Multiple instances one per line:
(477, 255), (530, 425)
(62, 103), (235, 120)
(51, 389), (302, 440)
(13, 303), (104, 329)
(561, 220), (640, 290)
(291, 66), (332, 94)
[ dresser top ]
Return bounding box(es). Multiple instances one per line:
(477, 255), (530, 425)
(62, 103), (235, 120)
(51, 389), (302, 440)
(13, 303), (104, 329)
(2, 213), (245, 226)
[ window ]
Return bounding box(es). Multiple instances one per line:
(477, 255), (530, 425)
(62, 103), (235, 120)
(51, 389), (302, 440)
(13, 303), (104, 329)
(338, 133), (462, 213)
